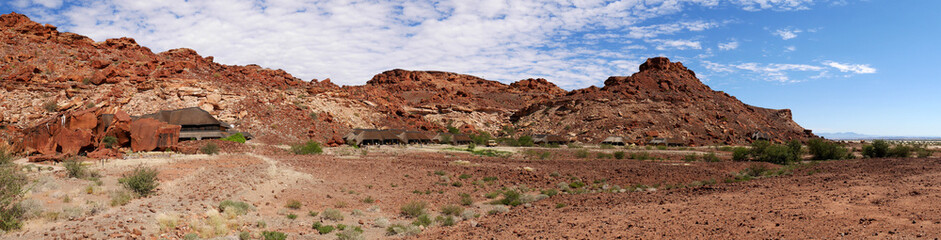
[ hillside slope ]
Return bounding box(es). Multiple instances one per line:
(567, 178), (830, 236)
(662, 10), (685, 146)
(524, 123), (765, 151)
(512, 57), (814, 145)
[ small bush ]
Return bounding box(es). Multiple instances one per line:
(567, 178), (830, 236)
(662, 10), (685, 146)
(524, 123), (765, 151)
(200, 142), (219, 155)
(400, 201), (426, 218)
(613, 151), (625, 159)
(286, 213), (297, 219)
(362, 196), (375, 204)
(459, 193), (473, 206)
(291, 141), (323, 155)
(386, 223), (421, 236)
(482, 176), (498, 182)
(64, 159), (88, 179)
(575, 149), (589, 158)
(219, 200), (254, 216)
(440, 204), (464, 216)
(862, 140), (890, 158)
(322, 208), (344, 221)
(458, 174), (472, 179)
(451, 181), (463, 187)
(436, 215), (456, 226)
(732, 147), (750, 161)
(220, 133), (247, 143)
(336, 227), (365, 240)
(118, 166), (159, 197)
(285, 200), (302, 209)
(703, 153), (720, 162)
(43, 100), (59, 112)
(101, 136), (118, 149)
(541, 188), (559, 197)
(0, 160), (27, 231)
(412, 214), (432, 227)
(312, 222), (335, 234)
(492, 190), (522, 207)
(239, 232), (251, 240)
(109, 190), (135, 206)
(888, 144), (913, 158)
(555, 203), (566, 208)
(262, 231), (287, 240)
(600, 144), (614, 149)
(807, 138), (848, 160)
(683, 154), (698, 162)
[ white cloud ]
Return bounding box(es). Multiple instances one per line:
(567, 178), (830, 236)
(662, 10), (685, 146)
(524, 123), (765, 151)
(784, 46), (796, 52)
(773, 28), (802, 40)
(648, 39), (702, 50)
(824, 61), (877, 74)
(718, 41), (739, 50)
(11, 0), (824, 89)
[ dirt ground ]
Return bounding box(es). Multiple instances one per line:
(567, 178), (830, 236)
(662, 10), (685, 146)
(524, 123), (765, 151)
(2, 144), (939, 239)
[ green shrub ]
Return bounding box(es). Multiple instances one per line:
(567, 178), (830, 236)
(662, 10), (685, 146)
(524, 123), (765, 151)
(336, 227), (364, 240)
(555, 203), (566, 208)
(516, 136), (534, 147)
(732, 147), (750, 161)
(656, 145), (668, 150)
(753, 144), (793, 164)
(291, 141), (323, 155)
(492, 190), (522, 207)
(915, 146), (932, 158)
(362, 196), (375, 204)
(219, 200), (254, 216)
(101, 136), (118, 149)
(64, 159), (88, 179)
(541, 189), (558, 197)
(386, 223), (421, 236)
(109, 190), (135, 206)
(862, 140), (890, 158)
(888, 144), (913, 158)
(459, 193), (473, 206)
(200, 142), (219, 155)
(286, 213), (297, 219)
(412, 214), (432, 227)
(400, 201), (426, 218)
(285, 200), (302, 209)
(440, 204), (464, 216)
(43, 100), (59, 112)
(613, 151), (625, 159)
(436, 215), (456, 226)
(239, 231), (251, 240)
(220, 133), (247, 143)
(262, 231), (287, 240)
(683, 154), (698, 162)
(313, 222), (335, 234)
(702, 153), (720, 162)
(0, 160), (27, 231)
(458, 174), (472, 179)
(574, 149), (589, 158)
(118, 166), (159, 197)
(322, 208), (344, 221)
(806, 138), (847, 160)
(600, 144), (614, 149)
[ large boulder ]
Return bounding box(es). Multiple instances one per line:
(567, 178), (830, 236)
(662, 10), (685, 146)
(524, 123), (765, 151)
(130, 118), (180, 152)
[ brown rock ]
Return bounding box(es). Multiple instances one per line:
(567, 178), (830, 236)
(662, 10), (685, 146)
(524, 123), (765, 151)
(129, 118), (180, 152)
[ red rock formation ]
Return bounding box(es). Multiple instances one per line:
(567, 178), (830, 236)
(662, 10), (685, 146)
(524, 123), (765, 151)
(513, 57), (815, 145)
(129, 118), (180, 152)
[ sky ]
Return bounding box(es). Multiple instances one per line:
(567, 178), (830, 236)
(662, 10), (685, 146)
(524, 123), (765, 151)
(2, 0), (939, 137)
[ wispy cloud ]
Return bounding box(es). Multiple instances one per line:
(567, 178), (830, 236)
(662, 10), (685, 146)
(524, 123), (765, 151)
(702, 60), (875, 82)
(773, 28), (802, 40)
(824, 61), (877, 74)
(718, 41), (739, 50)
(8, 0), (825, 89)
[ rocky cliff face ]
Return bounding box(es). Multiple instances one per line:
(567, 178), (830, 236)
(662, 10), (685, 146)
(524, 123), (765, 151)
(0, 13), (812, 151)
(512, 57), (814, 145)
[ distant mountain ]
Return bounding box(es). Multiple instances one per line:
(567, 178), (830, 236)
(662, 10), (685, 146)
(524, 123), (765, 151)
(817, 132), (941, 140)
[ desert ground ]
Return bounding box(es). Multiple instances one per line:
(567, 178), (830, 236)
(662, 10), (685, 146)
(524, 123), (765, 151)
(1, 141), (939, 239)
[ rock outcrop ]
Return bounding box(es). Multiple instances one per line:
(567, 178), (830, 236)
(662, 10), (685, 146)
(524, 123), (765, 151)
(512, 57), (815, 146)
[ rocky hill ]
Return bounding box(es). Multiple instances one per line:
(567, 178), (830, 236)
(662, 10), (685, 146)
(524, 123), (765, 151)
(512, 57), (814, 145)
(0, 12), (813, 153)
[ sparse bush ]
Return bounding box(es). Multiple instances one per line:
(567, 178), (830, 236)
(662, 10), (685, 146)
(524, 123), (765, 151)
(157, 213), (180, 232)
(64, 159), (88, 179)
(595, 152), (612, 159)
(239, 231), (251, 240)
(575, 149), (589, 158)
(0, 158), (27, 231)
(291, 141), (323, 155)
(459, 193), (473, 206)
(683, 154), (698, 162)
(459, 174), (472, 179)
(807, 138), (848, 160)
(412, 214), (432, 227)
(362, 196), (374, 204)
(285, 200), (302, 209)
(219, 200), (254, 216)
(915, 146), (932, 158)
(400, 201), (426, 218)
(732, 147), (750, 161)
(386, 223), (421, 236)
(541, 188), (559, 197)
(488, 205), (509, 215)
(613, 151), (625, 159)
(436, 215), (456, 226)
(440, 204), (464, 216)
(492, 190), (522, 207)
(336, 227), (365, 240)
(703, 153), (720, 162)
(451, 181), (463, 187)
(101, 136), (118, 149)
(600, 144), (614, 149)
(888, 144), (913, 158)
(286, 213), (297, 219)
(109, 190), (135, 206)
(322, 208), (344, 221)
(262, 231), (287, 240)
(43, 100), (59, 112)
(742, 164), (771, 178)
(184, 233), (200, 240)
(313, 222), (335, 234)
(515, 136), (534, 147)
(119, 166), (159, 197)
(220, 133), (247, 143)
(555, 203), (566, 208)
(200, 142), (219, 155)
(862, 140), (890, 158)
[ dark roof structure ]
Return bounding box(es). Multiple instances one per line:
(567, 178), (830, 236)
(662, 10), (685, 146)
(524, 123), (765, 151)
(136, 107), (223, 127)
(533, 134), (569, 144)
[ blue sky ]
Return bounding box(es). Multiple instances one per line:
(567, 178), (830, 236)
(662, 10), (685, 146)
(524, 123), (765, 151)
(2, 0), (938, 136)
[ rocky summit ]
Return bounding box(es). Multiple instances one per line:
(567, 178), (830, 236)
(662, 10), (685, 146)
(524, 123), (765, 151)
(0, 12), (811, 153)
